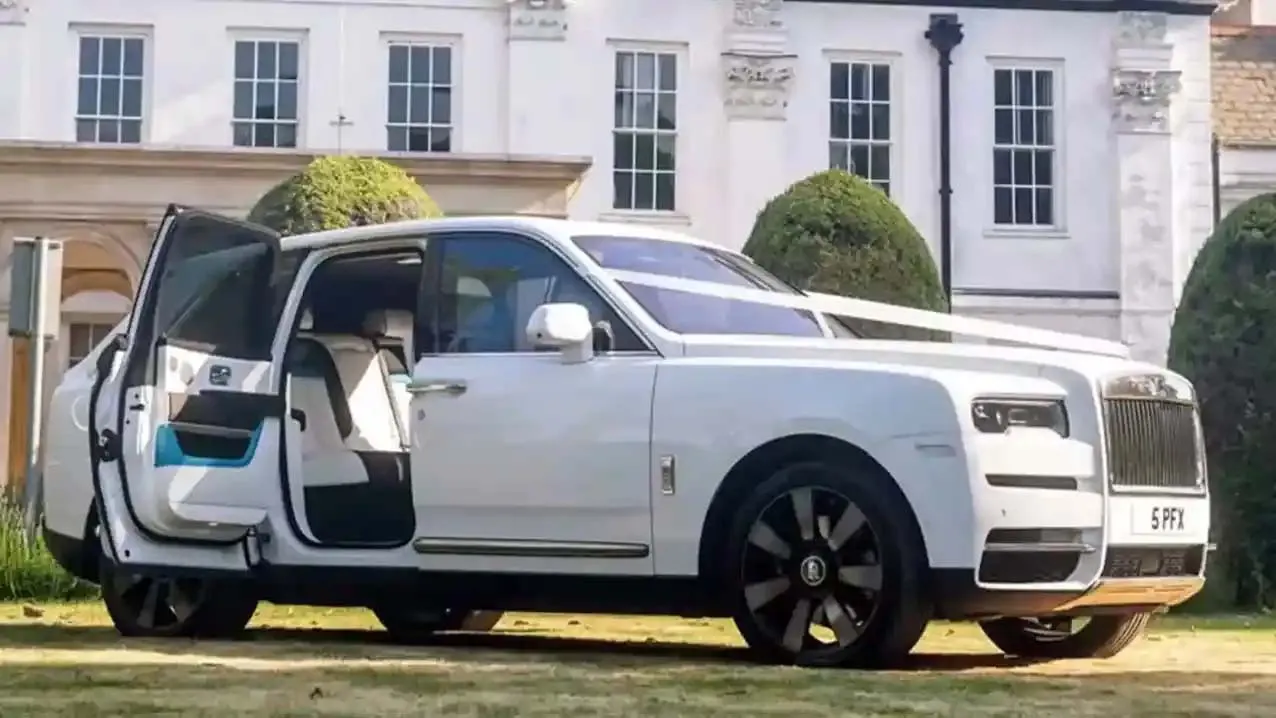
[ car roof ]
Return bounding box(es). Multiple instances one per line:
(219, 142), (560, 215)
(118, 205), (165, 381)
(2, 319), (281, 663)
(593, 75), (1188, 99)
(277, 215), (732, 255)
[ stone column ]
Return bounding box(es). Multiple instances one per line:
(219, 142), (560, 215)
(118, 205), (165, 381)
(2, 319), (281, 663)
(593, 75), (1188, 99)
(1112, 12), (1181, 365)
(721, 1), (795, 250)
(504, 0), (573, 155)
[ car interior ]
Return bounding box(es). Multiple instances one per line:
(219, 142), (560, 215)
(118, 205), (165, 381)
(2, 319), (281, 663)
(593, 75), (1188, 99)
(284, 250), (422, 546)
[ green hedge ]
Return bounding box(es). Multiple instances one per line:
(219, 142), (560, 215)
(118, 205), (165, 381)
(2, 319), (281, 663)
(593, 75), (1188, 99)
(1168, 192), (1276, 611)
(0, 498), (97, 601)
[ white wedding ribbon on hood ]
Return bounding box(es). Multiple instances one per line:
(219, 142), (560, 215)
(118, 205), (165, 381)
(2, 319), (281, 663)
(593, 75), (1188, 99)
(602, 268), (1131, 359)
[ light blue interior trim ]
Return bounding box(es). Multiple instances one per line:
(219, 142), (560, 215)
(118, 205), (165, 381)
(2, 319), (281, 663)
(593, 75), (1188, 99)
(154, 423), (262, 468)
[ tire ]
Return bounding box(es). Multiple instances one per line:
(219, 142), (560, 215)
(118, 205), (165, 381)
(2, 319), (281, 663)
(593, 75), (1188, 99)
(372, 605), (504, 642)
(979, 612), (1152, 660)
(99, 553), (259, 639)
(722, 460), (931, 668)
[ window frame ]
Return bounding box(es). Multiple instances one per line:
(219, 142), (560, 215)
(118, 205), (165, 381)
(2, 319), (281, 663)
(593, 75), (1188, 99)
(987, 59), (1064, 234)
(66, 320), (120, 368)
(71, 24), (151, 144)
(420, 230), (657, 358)
(229, 29), (307, 149)
(609, 43), (681, 215)
(383, 32), (459, 154)
(826, 51), (900, 196)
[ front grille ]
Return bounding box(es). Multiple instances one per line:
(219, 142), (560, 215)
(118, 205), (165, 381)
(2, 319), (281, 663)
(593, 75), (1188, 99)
(1102, 398), (1202, 491)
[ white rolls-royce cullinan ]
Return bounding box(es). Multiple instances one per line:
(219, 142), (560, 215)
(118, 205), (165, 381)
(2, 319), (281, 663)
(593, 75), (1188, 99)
(39, 205), (1210, 667)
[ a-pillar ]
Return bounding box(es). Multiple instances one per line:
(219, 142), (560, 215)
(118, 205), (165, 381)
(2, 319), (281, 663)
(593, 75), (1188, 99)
(504, 1), (574, 156)
(1111, 11), (1182, 365)
(720, 1), (795, 250)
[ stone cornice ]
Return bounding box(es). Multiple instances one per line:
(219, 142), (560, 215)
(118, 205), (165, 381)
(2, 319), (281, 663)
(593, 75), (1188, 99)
(0, 142), (591, 184)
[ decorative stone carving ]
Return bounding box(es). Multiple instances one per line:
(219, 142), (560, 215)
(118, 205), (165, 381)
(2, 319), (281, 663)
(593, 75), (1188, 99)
(732, 0), (783, 30)
(507, 0), (568, 41)
(1115, 11), (1168, 47)
(722, 53), (795, 121)
(1112, 69), (1181, 133)
(0, 0), (29, 25)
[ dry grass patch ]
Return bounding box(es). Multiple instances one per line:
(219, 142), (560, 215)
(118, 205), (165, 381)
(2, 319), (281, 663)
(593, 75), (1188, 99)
(0, 604), (1273, 717)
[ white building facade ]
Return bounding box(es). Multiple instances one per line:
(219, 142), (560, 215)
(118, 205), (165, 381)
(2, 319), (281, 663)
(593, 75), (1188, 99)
(0, 0), (1216, 483)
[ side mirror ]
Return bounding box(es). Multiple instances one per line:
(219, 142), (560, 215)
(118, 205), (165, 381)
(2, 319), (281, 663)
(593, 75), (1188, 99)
(526, 303), (594, 364)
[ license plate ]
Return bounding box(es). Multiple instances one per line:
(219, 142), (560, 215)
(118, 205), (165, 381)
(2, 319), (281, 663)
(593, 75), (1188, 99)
(1131, 504), (1190, 535)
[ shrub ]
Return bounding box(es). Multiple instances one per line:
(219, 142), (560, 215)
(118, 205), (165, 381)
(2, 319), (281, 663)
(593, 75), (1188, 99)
(1167, 192), (1276, 610)
(743, 169), (947, 339)
(0, 497), (97, 602)
(247, 155), (441, 236)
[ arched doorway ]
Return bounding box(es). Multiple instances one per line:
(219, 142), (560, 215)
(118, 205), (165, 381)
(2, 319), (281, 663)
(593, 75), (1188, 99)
(6, 236), (135, 490)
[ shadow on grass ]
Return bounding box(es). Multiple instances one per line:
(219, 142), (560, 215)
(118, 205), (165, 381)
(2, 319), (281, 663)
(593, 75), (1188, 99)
(0, 621), (1057, 672)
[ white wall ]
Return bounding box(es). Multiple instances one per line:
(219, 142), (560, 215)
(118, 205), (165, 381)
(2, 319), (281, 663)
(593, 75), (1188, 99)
(0, 0), (1215, 361)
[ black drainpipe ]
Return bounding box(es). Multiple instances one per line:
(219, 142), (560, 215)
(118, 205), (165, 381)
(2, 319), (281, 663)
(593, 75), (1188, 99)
(925, 13), (964, 311)
(1211, 133), (1222, 227)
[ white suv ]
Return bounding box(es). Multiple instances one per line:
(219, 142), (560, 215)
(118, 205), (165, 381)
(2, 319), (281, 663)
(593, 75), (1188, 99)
(40, 205), (1209, 668)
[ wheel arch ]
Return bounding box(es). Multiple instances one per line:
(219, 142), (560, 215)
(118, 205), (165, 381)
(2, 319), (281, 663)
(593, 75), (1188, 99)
(695, 433), (930, 585)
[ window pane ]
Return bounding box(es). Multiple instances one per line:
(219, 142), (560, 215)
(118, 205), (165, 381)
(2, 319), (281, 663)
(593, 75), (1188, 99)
(869, 145), (889, 182)
(79, 37), (100, 75)
(613, 132), (634, 170)
(1012, 149), (1033, 185)
(279, 42), (299, 81)
(636, 53), (655, 90)
(829, 142), (849, 170)
(410, 46), (431, 83)
(432, 87), (451, 124)
(102, 38), (122, 75)
(994, 69), (1012, 106)
(635, 93), (655, 128)
(870, 103), (889, 140)
(98, 118), (118, 143)
(657, 53), (676, 91)
(100, 78), (120, 115)
(410, 87), (429, 123)
(278, 82), (297, 119)
(233, 122), (253, 146)
(994, 108), (1013, 145)
(655, 134), (675, 171)
(614, 91), (633, 128)
(1014, 187), (1033, 223)
(830, 102), (849, 139)
(123, 39), (144, 76)
(255, 82), (276, 119)
(388, 45), (409, 84)
(258, 42), (277, 78)
(634, 170), (654, 209)
(613, 171), (634, 210)
(1034, 150), (1053, 185)
(1034, 70), (1053, 106)
(76, 119), (97, 142)
(432, 47), (451, 83)
(430, 127), (451, 152)
(388, 84), (407, 123)
(615, 52), (634, 90)
(234, 41), (254, 79)
(849, 144), (869, 178)
(233, 80), (253, 119)
(387, 126), (407, 151)
(1015, 70), (1033, 106)
(656, 93), (675, 130)
(993, 148), (1012, 185)
(871, 64), (890, 101)
(830, 63), (848, 101)
(634, 133), (655, 171)
(407, 127), (431, 151)
(120, 119), (141, 143)
(1035, 109), (1053, 145)
(253, 122), (274, 147)
(77, 78), (97, 115)
(1034, 188), (1053, 225)
(850, 104), (869, 139)
(122, 78), (142, 117)
(655, 173), (675, 211)
(994, 187), (1012, 224)
(1017, 109), (1035, 145)
(277, 122), (297, 148)
(850, 63), (868, 101)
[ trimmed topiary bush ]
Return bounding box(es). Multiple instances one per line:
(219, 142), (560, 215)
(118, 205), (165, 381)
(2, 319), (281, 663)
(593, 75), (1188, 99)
(1168, 192), (1276, 610)
(248, 155), (441, 236)
(743, 169), (946, 339)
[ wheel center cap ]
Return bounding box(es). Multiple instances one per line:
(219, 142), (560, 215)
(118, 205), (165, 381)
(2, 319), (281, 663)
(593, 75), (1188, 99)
(798, 554), (828, 587)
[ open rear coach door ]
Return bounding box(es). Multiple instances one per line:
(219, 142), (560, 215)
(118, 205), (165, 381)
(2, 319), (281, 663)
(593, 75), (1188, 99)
(92, 205), (283, 557)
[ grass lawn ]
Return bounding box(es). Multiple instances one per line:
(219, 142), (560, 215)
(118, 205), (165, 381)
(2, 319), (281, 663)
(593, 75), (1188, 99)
(0, 603), (1273, 717)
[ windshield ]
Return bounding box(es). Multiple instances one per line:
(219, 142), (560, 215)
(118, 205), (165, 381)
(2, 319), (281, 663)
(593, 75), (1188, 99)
(572, 235), (825, 337)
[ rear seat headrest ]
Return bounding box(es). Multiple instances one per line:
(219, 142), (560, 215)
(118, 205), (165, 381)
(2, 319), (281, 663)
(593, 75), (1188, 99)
(362, 309), (413, 337)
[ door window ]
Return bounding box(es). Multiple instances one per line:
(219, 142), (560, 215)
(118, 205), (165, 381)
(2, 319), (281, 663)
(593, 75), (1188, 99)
(423, 232), (646, 355)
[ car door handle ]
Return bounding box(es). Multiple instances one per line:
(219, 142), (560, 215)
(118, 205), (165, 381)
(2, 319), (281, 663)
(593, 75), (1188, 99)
(407, 379), (468, 396)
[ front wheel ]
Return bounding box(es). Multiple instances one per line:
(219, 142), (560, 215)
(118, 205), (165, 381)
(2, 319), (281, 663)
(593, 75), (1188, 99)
(979, 612), (1152, 659)
(99, 553), (259, 638)
(723, 461), (931, 668)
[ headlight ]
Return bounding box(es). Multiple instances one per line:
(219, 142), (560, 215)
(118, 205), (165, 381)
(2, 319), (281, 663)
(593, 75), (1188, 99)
(971, 398), (1069, 437)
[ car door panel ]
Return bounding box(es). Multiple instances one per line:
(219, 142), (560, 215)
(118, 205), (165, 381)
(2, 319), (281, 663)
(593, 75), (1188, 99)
(93, 204), (283, 558)
(409, 354), (658, 572)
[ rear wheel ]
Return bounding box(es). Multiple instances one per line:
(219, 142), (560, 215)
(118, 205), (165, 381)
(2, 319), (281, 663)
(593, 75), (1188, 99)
(723, 460), (930, 668)
(372, 605), (504, 642)
(979, 612), (1152, 659)
(99, 553), (259, 638)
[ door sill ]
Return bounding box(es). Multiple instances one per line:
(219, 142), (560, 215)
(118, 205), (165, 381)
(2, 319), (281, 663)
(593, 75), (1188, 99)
(412, 537), (650, 559)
